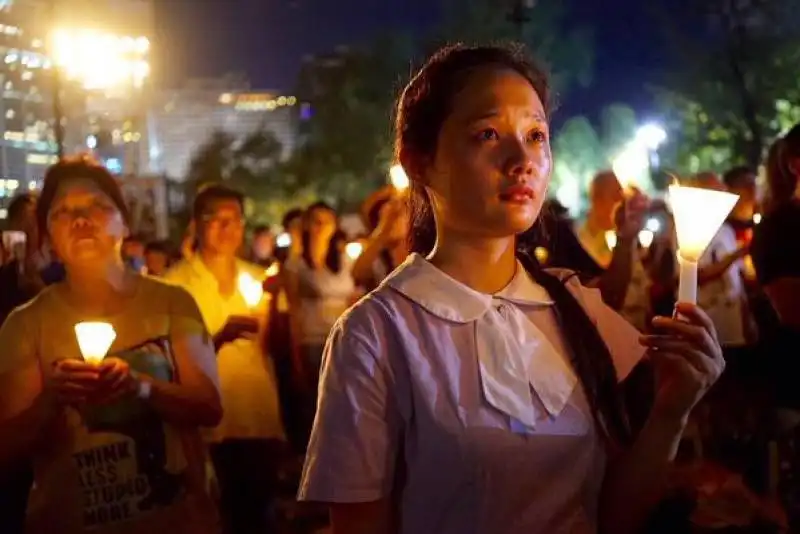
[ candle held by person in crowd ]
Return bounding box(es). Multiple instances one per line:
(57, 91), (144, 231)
(74, 322), (117, 365)
(238, 272), (264, 309)
(345, 241), (364, 260)
(389, 164), (409, 192)
(669, 184), (739, 305)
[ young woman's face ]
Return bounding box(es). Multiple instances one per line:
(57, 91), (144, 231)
(47, 179), (127, 267)
(421, 68), (552, 239)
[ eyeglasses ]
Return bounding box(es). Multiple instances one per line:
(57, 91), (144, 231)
(48, 201), (116, 225)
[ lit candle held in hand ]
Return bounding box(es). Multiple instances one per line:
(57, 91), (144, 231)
(74, 322), (117, 365)
(389, 164), (409, 192)
(345, 241), (364, 260)
(669, 184), (739, 306)
(238, 272), (264, 309)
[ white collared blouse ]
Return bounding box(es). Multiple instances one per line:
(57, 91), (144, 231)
(299, 254), (645, 534)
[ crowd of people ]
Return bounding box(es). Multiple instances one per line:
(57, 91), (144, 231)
(0, 42), (799, 534)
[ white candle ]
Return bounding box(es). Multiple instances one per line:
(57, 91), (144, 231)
(74, 322), (117, 365)
(669, 184), (739, 305)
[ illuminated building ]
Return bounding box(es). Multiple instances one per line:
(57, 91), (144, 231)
(151, 74), (299, 180)
(0, 0), (59, 214)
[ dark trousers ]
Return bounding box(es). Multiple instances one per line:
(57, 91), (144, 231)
(210, 439), (279, 534)
(0, 462), (32, 534)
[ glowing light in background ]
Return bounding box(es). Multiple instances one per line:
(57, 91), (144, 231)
(276, 233), (291, 248)
(50, 29), (150, 90)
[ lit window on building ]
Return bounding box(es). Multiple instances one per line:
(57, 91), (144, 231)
(5, 109), (13, 119)
(21, 70), (32, 81)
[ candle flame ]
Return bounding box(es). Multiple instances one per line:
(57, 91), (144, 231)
(345, 241), (364, 260)
(238, 272), (264, 309)
(74, 322), (116, 364)
(389, 164), (409, 191)
(605, 230), (617, 251)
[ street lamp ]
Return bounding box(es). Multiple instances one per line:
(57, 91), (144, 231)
(48, 28), (151, 169)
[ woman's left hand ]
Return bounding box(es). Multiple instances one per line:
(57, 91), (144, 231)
(94, 357), (138, 403)
(639, 303), (725, 423)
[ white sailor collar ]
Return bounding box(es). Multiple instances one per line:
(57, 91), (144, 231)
(386, 253), (553, 323)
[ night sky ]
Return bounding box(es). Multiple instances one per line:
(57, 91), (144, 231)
(155, 0), (671, 122)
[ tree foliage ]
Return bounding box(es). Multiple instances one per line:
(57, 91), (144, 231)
(436, 0), (593, 93)
(183, 128), (303, 226)
(653, 0), (800, 172)
(551, 104), (640, 214)
(281, 0), (594, 211)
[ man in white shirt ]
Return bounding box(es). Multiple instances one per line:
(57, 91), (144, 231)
(165, 184), (285, 534)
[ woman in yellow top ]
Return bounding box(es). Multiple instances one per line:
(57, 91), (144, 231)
(0, 157), (222, 534)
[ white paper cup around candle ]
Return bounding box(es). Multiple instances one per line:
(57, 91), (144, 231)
(74, 322), (117, 365)
(238, 272), (264, 309)
(669, 184), (739, 305)
(389, 164), (409, 192)
(345, 241), (363, 260)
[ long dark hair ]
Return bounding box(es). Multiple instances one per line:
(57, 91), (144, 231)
(396, 43), (632, 446)
(766, 123), (800, 209)
(301, 201), (345, 273)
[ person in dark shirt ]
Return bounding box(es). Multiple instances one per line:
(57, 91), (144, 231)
(532, 199), (603, 279)
(752, 124), (800, 328)
(751, 124), (800, 409)
(0, 193), (62, 534)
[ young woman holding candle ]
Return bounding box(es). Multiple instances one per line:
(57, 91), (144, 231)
(298, 44), (725, 534)
(0, 157), (222, 534)
(352, 187), (410, 290)
(284, 201), (357, 439)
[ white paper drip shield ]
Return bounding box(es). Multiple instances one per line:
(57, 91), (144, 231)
(668, 184), (739, 263)
(669, 184), (738, 306)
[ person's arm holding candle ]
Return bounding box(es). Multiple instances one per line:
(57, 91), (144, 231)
(596, 190), (648, 310)
(98, 288), (222, 428)
(599, 304), (725, 534)
(352, 204), (400, 287)
(0, 310), (100, 467)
